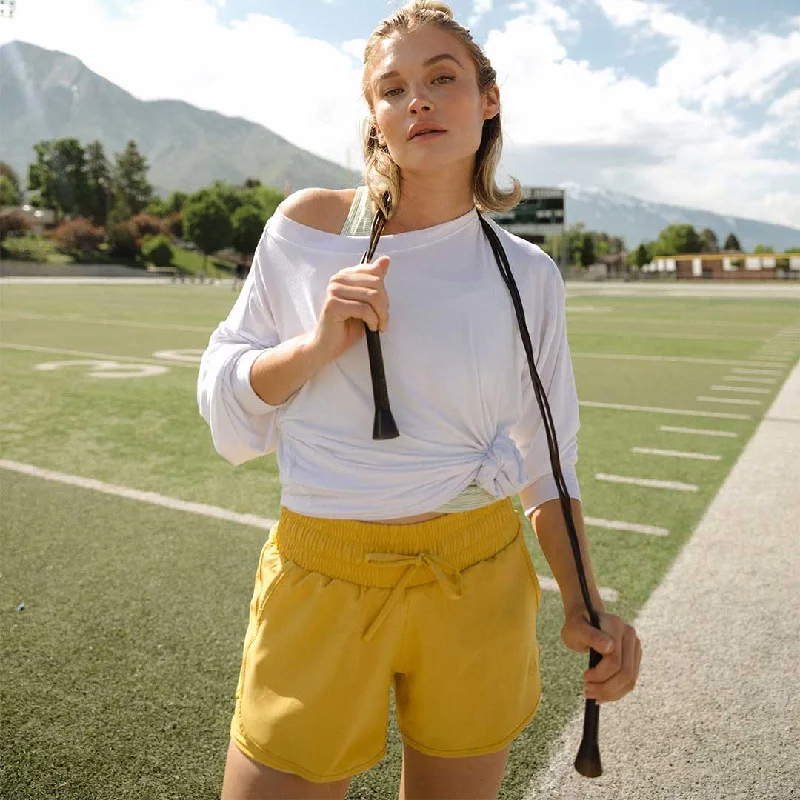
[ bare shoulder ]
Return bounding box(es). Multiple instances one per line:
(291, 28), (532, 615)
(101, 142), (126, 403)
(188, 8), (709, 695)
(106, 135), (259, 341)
(276, 188), (357, 234)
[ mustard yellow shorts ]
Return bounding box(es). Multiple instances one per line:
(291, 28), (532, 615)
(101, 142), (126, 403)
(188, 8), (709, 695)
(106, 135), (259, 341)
(230, 497), (542, 783)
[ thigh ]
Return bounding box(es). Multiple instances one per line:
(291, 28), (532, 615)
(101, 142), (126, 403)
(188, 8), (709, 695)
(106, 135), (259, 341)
(395, 528), (542, 755)
(222, 740), (352, 800)
(399, 740), (510, 800)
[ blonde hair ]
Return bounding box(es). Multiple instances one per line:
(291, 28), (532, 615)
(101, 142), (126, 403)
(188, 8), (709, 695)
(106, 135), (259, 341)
(361, 0), (522, 217)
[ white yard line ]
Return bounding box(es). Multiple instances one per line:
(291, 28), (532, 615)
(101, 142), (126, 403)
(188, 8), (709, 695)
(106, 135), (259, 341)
(584, 517), (669, 537)
(632, 447), (721, 461)
(730, 367), (782, 376)
(1, 312), (210, 333)
(658, 425), (738, 438)
(721, 376), (776, 384)
(0, 460), (279, 529)
(0, 343), (199, 369)
(696, 396), (762, 406)
(710, 385), (770, 394)
(537, 577), (618, 603)
(580, 401), (750, 420)
(595, 474), (699, 492)
(572, 353), (785, 368)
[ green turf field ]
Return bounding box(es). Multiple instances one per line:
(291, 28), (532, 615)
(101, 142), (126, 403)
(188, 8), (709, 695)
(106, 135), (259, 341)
(2, 282), (799, 799)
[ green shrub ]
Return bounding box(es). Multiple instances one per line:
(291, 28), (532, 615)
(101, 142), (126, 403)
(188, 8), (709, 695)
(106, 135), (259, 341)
(142, 234), (173, 267)
(107, 220), (141, 259)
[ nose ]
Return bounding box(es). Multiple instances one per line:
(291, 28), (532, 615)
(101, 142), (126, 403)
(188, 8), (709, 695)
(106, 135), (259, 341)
(408, 88), (434, 115)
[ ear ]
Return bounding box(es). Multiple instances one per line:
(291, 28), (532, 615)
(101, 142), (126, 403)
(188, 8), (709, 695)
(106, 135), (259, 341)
(482, 83), (500, 121)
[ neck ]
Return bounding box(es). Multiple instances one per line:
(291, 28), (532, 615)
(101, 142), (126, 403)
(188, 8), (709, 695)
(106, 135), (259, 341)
(383, 165), (476, 234)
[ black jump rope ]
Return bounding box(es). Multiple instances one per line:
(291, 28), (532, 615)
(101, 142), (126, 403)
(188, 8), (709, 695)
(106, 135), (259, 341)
(359, 191), (603, 778)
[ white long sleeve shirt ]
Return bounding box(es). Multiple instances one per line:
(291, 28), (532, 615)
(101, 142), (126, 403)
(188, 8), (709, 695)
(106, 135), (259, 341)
(197, 206), (581, 521)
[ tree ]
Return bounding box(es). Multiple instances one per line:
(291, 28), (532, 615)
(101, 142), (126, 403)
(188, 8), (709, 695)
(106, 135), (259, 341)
(232, 204), (266, 255)
(165, 191), (188, 215)
(785, 247), (800, 254)
(0, 162), (22, 206)
(0, 175), (20, 207)
(579, 234), (595, 268)
(183, 193), (233, 276)
(634, 243), (651, 269)
(84, 140), (113, 226)
(110, 140), (153, 223)
(699, 228), (719, 253)
(28, 138), (89, 215)
(654, 224), (701, 256)
(723, 232), (741, 251)
(144, 197), (168, 217)
(753, 244), (774, 254)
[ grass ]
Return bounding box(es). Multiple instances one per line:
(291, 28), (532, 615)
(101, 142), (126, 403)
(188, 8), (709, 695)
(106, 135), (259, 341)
(1, 282), (798, 799)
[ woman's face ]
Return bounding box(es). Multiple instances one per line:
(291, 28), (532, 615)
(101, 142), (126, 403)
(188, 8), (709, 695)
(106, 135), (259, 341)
(367, 25), (500, 176)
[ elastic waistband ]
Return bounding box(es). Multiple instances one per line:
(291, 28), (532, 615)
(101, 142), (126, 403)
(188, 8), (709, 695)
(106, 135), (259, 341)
(273, 498), (520, 590)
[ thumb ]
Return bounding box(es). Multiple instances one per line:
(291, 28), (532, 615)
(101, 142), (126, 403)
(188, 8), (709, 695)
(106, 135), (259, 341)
(373, 255), (391, 272)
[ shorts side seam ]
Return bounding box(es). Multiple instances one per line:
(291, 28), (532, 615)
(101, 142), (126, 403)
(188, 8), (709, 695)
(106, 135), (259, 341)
(230, 728), (387, 783)
(397, 693), (542, 759)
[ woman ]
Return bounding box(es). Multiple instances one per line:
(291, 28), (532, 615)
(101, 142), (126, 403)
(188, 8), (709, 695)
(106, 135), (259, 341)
(198, 2), (641, 798)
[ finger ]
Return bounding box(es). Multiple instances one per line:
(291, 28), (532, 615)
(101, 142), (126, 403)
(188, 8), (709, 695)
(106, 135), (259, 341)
(330, 286), (389, 330)
(583, 620), (628, 682)
(369, 255), (391, 273)
(330, 298), (380, 332)
(586, 630), (640, 703)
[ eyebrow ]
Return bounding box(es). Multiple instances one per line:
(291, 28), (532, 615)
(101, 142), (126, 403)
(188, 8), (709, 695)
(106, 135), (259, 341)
(376, 53), (464, 82)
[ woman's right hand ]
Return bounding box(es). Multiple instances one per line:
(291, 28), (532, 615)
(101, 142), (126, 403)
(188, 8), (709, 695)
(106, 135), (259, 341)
(310, 256), (391, 363)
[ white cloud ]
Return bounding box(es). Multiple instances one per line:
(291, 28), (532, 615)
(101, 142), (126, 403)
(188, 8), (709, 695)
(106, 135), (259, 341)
(468, 0), (493, 28)
(485, 1), (800, 226)
(1, 0), (798, 227)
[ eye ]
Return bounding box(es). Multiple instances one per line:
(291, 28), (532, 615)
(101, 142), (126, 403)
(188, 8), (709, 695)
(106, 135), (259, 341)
(383, 87), (403, 98)
(433, 74), (455, 84)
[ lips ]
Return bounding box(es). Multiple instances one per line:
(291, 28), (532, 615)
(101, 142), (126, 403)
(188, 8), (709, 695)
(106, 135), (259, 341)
(408, 125), (447, 140)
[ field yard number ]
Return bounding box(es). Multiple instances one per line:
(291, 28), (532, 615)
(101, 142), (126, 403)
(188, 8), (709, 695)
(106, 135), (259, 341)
(35, 360), (170, 379)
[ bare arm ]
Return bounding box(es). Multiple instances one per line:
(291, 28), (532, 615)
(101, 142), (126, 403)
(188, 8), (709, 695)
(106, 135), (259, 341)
(247, 333), (331, 407)
(522, 494), (605, 617)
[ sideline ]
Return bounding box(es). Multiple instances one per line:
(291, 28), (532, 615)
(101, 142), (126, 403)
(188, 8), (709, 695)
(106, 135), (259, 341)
(524, 360), (800, 800)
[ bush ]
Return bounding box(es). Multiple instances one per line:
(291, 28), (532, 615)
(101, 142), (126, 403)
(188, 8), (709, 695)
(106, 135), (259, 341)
(107, 220), (141, 259)
(51, 218), (104, 257)
(0, 210), (31, 242)
(130, 213), (167, 238)
(142, 234), (173, 267)
(166, 211), (183, 238)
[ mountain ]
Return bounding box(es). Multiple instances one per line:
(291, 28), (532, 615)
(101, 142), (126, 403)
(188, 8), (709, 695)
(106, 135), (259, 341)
(559, 183), (800, 252)
(1, 40), (798, 251)
(0, 40), (359, 195)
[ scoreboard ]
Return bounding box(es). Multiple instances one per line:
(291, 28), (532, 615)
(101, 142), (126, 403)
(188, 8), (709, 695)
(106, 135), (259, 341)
(490, 187), (565, 239)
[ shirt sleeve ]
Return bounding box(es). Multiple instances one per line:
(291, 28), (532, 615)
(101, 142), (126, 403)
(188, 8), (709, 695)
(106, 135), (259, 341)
(197, 229), (291, 466)
(510, 262), (581, 518)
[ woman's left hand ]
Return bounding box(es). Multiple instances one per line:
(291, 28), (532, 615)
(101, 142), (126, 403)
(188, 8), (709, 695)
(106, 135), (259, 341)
(561, 609), (642, 704)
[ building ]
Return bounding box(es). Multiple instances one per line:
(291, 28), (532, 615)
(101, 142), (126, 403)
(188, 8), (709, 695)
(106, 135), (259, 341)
(489, 187), (566, 265)
(645, 252), (800, 280)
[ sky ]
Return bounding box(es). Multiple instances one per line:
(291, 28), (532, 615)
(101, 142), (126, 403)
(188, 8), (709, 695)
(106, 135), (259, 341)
(2, 0), (799, 227)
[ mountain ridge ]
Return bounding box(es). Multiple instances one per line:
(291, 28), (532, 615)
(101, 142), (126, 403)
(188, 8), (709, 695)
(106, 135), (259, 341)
(1, 40), (798, 250)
